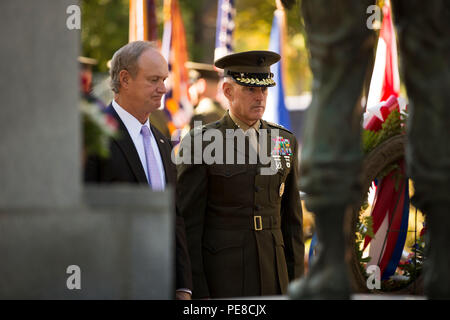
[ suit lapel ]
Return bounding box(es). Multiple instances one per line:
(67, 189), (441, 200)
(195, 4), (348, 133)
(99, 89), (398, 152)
(105, 104), (148, 184)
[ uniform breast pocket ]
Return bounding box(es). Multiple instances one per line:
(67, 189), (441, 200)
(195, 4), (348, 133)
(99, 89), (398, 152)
(208, 165), (251, 205)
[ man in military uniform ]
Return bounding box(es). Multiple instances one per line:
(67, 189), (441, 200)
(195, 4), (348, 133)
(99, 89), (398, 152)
(79, 56), (107, 110)
(186, 61), (226, 129)
(177, 51), (304, 299)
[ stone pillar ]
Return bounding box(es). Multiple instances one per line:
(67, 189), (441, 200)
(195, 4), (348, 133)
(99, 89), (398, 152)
(0, 0), (80, 208)
(0, 186), (174, 299)
(0, 1), (174, 299)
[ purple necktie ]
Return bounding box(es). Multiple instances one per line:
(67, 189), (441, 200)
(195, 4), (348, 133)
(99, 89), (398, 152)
(141, 125), (164, 191)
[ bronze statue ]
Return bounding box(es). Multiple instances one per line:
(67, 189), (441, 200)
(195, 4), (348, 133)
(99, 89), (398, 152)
(283, 0), (450, 299)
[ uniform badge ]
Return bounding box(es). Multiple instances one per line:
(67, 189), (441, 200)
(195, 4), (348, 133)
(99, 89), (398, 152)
(272, 137), (293, 170)
(284, 139), (293, 156)
(284, 156), (291, 168)
(276, 159), (282, 169)
(271, 137), (282, 156)
(279, 182), (285, 197)
(272, 137), (293, 157)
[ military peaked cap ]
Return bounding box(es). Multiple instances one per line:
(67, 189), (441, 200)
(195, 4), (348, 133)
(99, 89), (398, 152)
(185, 61), (220, 82)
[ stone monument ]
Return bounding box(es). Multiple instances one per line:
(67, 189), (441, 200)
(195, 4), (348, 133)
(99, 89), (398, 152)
(0, 0), (174, 299)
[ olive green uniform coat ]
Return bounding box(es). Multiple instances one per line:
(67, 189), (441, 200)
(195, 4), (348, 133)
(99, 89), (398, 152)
(177, 113), (304, 298)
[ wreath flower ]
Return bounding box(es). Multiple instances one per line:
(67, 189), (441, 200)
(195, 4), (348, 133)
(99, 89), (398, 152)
(81, 100), (118, 159)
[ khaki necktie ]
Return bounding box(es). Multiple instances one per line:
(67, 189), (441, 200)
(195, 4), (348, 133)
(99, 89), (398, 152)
(247, 127), (259, 158)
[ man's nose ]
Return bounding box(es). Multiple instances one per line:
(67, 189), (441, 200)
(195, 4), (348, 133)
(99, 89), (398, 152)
(255, 88), (265, 100)
(159, 81), (167, 94)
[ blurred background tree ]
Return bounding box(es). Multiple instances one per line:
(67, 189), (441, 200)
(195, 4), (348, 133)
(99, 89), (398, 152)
(81, 0), (129, 72)
(234, 0), (311, 94)
(81, 0), (311, 95)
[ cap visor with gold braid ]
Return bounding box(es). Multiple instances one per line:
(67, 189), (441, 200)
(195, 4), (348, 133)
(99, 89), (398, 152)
(214, 50), (280, 87)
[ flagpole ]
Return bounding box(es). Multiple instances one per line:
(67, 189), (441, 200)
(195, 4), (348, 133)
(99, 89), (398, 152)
(265, 0), (291, 129)
(274, 0), (287, 90)
(129, 0), (148, 42)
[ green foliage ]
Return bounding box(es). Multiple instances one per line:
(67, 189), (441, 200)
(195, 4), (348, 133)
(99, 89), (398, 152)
(81, 0), (312, 95)
(362, 129), (378, 155)
(377, 163), (399, 181)
(361, 216), (375, 239)
(355, 212), (374, 276)
(398, 235), (425, 282)
(234, 0), (311, 94)
(81, 0), (129, 73)
(373, 162), (405, 192)
(380, 235), (425, 292)
(362, 109), (407, 154)
(81, 100), (118, 158)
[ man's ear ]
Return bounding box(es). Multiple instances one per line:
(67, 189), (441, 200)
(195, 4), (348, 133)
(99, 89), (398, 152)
(223, 81), (234, 102)
(119, 69), (131, 89)
(197, 78), (207, 95)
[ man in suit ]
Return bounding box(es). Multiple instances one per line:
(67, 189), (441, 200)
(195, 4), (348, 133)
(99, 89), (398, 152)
(177, 51), (304, 299)
(84, 41), (192, 300)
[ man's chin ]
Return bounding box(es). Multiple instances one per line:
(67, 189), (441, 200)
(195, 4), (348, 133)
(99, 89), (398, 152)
(251, 109), (265, 119)
(147, 102), (162, 113)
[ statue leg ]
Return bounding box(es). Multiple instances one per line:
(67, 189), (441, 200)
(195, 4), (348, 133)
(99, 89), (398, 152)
(289, 205), (353, 299)
(288, 0), (376, 299)
(391, 0), (450, 299)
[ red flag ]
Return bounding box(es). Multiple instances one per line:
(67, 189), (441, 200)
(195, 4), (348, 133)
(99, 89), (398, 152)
(366, 0), (400, 114)
(129, 0), (158, 42)
(161, 0), (192, 137)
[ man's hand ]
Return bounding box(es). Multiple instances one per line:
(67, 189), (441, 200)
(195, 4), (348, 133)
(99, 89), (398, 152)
(175, 291), (192, 300)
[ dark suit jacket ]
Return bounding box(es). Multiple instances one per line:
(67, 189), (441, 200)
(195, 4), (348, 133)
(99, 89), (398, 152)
(84, 103), (193, 293)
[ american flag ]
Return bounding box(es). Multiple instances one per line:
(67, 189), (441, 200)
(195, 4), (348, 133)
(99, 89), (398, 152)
(214, 0), (235, 62)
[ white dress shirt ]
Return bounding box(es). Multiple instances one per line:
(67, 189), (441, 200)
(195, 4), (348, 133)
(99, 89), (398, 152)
(112, 100), (166, 188)
(113, 101), (191, 296)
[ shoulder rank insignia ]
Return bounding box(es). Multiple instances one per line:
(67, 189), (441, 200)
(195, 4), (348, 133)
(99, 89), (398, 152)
(266, 121), (294, 134)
